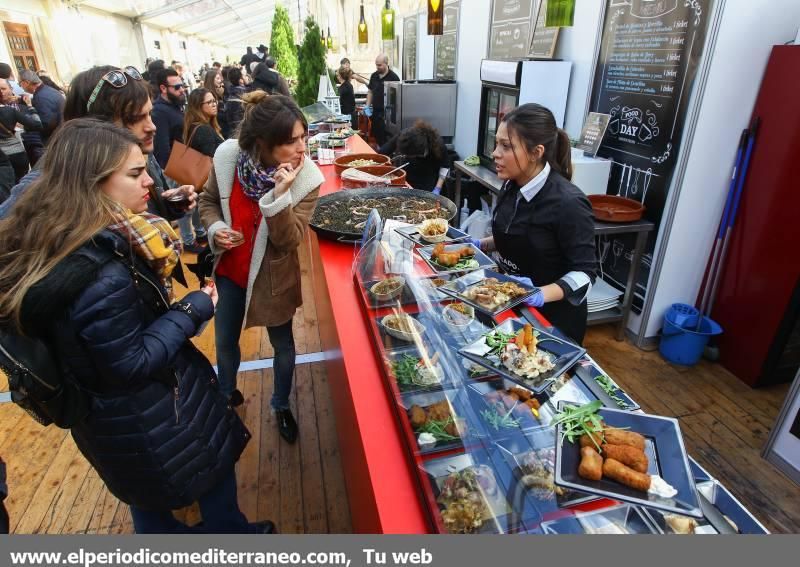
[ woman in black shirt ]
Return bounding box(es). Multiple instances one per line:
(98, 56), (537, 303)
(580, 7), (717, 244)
(378, 121), (449, 193)
(337, 67), (356, 129)
(477, 103), (597, 344)
(183, 88), (224, 158)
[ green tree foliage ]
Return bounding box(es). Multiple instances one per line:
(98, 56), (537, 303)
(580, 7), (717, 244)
(295, 17), (328, 107)
(269, 4), (298, 80)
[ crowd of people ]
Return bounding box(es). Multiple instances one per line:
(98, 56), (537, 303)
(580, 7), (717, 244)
(0, 47), (316, 534)
(0, 38), (597, 534)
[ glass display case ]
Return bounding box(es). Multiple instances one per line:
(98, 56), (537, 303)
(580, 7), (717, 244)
(350, 218), (768, 534)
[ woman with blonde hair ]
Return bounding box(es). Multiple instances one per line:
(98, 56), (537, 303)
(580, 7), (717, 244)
(0, 118), (273, 534)
(184, 87), (224, 158)
(199, 92), (323, 442)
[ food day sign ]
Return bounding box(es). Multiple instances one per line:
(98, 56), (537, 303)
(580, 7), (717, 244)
(589, 0), (711, 306)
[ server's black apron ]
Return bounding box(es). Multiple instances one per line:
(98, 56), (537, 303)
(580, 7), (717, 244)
(492, 180), (589, 345)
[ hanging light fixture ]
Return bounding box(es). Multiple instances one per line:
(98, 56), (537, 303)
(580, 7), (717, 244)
(358, 1), (369, 44)
(327, 25), (333, 49)
(320, 27), (326, 47)
(427, 0), (444, 36)
(381, 0), (395, 41)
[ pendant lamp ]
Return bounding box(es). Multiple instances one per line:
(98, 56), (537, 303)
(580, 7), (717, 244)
(381, 0), (395, 40)
(327, 26), (333, 49)
(358, 1), (369, 44)
(320, 28), (326, 47)
(428, 0), (443, 36)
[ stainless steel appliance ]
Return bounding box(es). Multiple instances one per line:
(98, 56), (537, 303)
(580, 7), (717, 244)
(384, 80), (458, 141)
(477, 59), (572, 171)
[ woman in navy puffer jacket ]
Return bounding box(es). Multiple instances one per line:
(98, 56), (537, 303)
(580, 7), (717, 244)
(0, 119), (274, 534)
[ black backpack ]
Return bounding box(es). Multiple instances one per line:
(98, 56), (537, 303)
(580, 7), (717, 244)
(0, 327), (90, 428)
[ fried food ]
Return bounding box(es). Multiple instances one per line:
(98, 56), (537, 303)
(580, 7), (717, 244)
(580, 431), (603, 449)
(578, 446), (604, 481)
(427, 400), (452, 423)
(604, 428), (646, 451)
(409, 405), (427, 428)
(602, 443), (649, 474)
(602, 458), (651, 492)
(664, 514), (697, 534)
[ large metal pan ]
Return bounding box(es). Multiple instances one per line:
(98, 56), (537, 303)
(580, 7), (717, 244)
(310, 187), (457, 243)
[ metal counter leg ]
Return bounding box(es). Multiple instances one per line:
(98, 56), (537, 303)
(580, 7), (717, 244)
(617, 232), (648, 341)
(453, 169), (463, 228)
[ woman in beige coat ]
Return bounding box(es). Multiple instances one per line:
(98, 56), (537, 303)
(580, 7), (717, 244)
(199, 92), (323, 443)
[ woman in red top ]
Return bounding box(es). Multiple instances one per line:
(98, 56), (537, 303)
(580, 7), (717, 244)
(199, 92), (324, 443)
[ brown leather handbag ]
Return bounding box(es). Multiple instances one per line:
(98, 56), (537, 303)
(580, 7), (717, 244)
(164, 128), (213, 191)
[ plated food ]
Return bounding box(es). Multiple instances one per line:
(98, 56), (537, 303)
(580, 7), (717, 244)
(462, 278), (529, 310)
(486, 323), (555, 381)
(442, 302), (475, 329)
(369, 276), (405, 301)
(436, 465), (505, 534)
(408, 399), (465, 451)
(381, 313), (425, 342)
(430, 242), (478, 270)
(389, 351), (444, 390)
(347, 158), (380, 167)
(418, 218), (449, 243)
(515, 448), (570, 500)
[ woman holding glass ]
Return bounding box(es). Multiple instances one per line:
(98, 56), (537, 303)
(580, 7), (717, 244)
(199, 92), (323, 443)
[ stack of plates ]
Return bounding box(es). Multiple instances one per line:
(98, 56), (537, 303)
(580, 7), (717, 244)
(588, 277), (623, 313)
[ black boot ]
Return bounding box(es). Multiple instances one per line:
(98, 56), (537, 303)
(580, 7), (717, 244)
(275, 409), (298, 444)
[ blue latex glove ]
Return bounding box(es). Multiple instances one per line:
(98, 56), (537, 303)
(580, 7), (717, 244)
(470, 238), (482, 249)
(432, 187), (441, 195)
(508, 275), (545, 308)
(363, 105), (373, 117)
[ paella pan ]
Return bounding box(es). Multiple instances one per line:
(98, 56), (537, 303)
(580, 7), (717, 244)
(310, 187), (458, 242)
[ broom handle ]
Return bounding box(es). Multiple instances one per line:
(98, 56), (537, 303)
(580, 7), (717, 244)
(705, 118), (760, 318)
(696, 129), (748, 327)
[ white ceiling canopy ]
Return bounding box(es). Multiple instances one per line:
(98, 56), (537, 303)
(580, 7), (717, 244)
(79, 0), (310, 49)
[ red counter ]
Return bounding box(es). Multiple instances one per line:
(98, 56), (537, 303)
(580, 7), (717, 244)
(310, 135), (429, 533)
(308, 136), (557, 532)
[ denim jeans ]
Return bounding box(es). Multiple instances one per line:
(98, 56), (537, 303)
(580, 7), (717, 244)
(215, 276), (295, 410)
(130, 468), (252, 534)
(178, 207), (206, 245)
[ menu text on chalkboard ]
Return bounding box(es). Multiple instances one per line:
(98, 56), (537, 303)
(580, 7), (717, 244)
(589, 0), (711, 307)
(434, 1), (460, 80)
(489, 0), (534, 60)
(528, 0), (560, 59)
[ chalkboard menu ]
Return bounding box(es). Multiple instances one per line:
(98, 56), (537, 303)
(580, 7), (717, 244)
(528, 0), (560, 59)
(489, 0), (534, 60)
(434, 1), (460, 80)
(403, 16), (417, 81)
(589, 0), (711, 307)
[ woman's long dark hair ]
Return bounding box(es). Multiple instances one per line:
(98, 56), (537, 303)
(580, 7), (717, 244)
(64, 65), (150, 126)
(238, 92), (306, 158)
(183, 88), (221, 143)
(502, 103), (572, 181)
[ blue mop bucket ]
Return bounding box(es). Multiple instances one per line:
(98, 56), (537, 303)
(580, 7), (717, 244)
(660, 306), (723, 366)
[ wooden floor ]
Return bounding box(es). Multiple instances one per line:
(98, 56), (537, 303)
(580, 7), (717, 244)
(1, 237), (798, 533)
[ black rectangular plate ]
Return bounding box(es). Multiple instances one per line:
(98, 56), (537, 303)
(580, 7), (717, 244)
(553, 402), (702, 518)
(540, 505), (657, 534)
(438, 269), (538, 316)
(417, 243), (497, 275)
(394, 224), (471, 246)
(361, 278), (418, 309)
(458, 319), (586, 394)
(424, 450), (521, 534)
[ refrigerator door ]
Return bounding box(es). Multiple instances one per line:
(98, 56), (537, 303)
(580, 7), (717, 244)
(478, 86), (519, 170)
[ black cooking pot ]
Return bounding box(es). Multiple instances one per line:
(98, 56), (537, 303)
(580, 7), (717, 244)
(310, 187), (458, 243)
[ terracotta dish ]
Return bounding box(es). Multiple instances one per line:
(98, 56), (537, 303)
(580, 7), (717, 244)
(333, 153), (391, 175)
(588, 195), (646, 223)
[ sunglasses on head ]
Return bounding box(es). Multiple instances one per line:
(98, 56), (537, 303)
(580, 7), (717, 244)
(86, 66), (143, 112)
